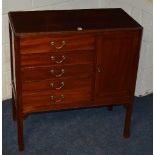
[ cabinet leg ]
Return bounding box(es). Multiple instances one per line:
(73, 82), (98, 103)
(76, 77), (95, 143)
(17, 117), (24, 151)
(123, 103), (133, 138)
(12, 92), (16, 121)
(108, 105), (113, 111)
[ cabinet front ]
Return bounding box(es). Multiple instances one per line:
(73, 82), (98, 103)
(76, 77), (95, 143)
(95, 30), (141, 104)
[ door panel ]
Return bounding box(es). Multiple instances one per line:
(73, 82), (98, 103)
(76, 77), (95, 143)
(95, 31), (140, 102)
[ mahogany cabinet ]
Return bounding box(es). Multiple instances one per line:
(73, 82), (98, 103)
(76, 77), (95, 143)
(8, 8), (142, 151)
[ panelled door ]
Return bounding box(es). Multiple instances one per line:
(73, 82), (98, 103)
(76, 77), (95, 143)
(95, 30), (141, 104)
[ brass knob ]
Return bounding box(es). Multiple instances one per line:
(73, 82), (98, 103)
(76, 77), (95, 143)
(97, 67), (101, 73)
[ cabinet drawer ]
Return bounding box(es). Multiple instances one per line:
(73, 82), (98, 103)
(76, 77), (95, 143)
(21, 64), (94, 81)
(22, 78), (92, 92)
(20, 35), (95, 54)
(22, 89), (92, 112)
(20, 50), (94, 66)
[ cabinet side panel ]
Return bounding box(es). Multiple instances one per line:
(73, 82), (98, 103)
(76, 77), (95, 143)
(128, 30), (143, 96)
(10, 30), (23, 114)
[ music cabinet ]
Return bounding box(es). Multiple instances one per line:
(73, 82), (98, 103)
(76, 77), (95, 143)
(8, 8), (142, 150)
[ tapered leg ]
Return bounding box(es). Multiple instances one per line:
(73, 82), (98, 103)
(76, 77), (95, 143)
(108, 105), (113, 111)
(123, 103), (133, 138)
(12, 92), (17, 121)
(17, 117), (24, 151)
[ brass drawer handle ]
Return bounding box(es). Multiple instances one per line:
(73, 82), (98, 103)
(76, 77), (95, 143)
(50, 82), (65, 90)
(51, 41), (66, 50)
(50, 69), (65, 78)
(51, 55), (66, 64)
(51, 95), (64, 104)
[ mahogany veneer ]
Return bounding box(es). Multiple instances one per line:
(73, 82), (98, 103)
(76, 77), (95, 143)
(8, 8), (142, 151)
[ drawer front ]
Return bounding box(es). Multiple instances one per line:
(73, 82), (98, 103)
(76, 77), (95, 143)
(20, 35), (95, 54)
(21, 64), (94, 81)
(22, 89), (92, 111)
(20, 50), (94, 67)
(22, 78), (92, 92)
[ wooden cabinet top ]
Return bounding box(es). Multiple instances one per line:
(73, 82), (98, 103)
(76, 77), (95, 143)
(9, 8), (142, 36)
